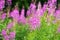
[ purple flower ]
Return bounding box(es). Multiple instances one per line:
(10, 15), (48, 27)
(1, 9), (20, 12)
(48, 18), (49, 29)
(27, 8), (31, 16)
(9, 32), (15, 39)
(30, 3), (36, 14)
(10, 7), (19, 21)
(49, 3), (53, 8)
(2, 29), (7, 36)
(19, 8), (26, 24)
(48, 0), (57, 4)
(42, 3), (48, 12)
(4, 35), (9, 40)
(38, 2), (41, 9)
(51, 0), (57, 3)
(0, 0), (5, 10)
(48, 7), (55, 15)
(40, 9), (44, 16)
(20, 8), (25, 17)
(54, 10), (60, 20)
(28, 16), (40, 30)
(35, 2), (42, 17)
(1, 13), (6, 20)
(36, 8), (44, 17)
(47, 0), (51, 4)
(7, 22), (13, 29)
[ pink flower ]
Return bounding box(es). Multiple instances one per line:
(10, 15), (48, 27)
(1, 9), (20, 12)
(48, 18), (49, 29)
(1, 13), (6, 20)
(30, 3), (36, 14)
(10, 7), (19, 21)
(47, 0), (51, 4)
(28, 16), (40, 30)
(54, 10), (60, 20)
(36, 8), (44, 17)
(9, 32), (15, 39)
(4, 35), (9, 40)
(48, 7), (55, 15)
(0, 0), (5, 10)
(27, 8), (31, 16)
(19, 8), (26, 24)
(20, 8), (25, 17)
(51, 0), (57, 3)
(42, 3), (48, 12)
(7, 22), (13, 29)
(38, 2), (41, 9)
(2, 29), (7, 36)
(35, 2), (43, 17)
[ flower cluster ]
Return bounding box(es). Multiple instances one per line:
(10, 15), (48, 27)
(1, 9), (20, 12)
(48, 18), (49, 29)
(2, 29), (15, 40)
(0, 0), (60, 40)
(0, 0), (5, 10)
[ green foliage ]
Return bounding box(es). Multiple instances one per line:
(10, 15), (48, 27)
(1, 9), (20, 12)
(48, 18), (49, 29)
(0, 18), (12, 32)
(0, 13), (60, 40)
(15, 24), (29, 40)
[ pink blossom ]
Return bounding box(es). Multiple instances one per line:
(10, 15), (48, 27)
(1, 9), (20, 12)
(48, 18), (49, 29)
(2, 29), (7, 36)
(54, 10), (60, 20)
(51, 0), (57, 3)
(38, 2), (41, 9)
(47, 0), (51, 4)
(27, 8), (31, 16)
(9, 32), (15, 39)
(4, 35), (9, 40)
(28, 16), (40, 30)
(1, 13), (6, 20)
(10, 7), (19, 21)
(0, 0), (5, 10)
(42, 3), (48, 12)
(30, 3), (36, 14)
(19, 8), (26, 24)
(48, 7), (55, 15)
(35, 2), (42, 17)
(36, 8), (44, 17)
(7, 22), (13, 29)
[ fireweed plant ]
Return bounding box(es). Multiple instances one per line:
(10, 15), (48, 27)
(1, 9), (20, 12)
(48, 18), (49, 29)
(0, 0), (60, 40)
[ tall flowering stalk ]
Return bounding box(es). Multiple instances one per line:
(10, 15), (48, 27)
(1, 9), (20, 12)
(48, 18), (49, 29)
(1, 12), (6, 21)
(10, 3), (19, 24)
(36, 2), (44, 17)
(7, 22), (13, 29)
(9, 31), (15, 40)
(2, 29), (7, 37)
(48, 4), (56, 16)
(42, 3), (48, 12)
(30, 2), (36, 15)
(27, 2), (36, 17)
(6, 0), (12, 17)
(2, 29), (9, 40)
(27, 7), (31, 16)
(28, 14), (40, 30)
(19, 7), (26, 24)
(54, 9), (60, 25)
(0, 0), (5, 11)
(0, 0), (5, 20)
(2, 21), (15, 40)
(2, 29), (15, 40)
(1, 0), (60, 40)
